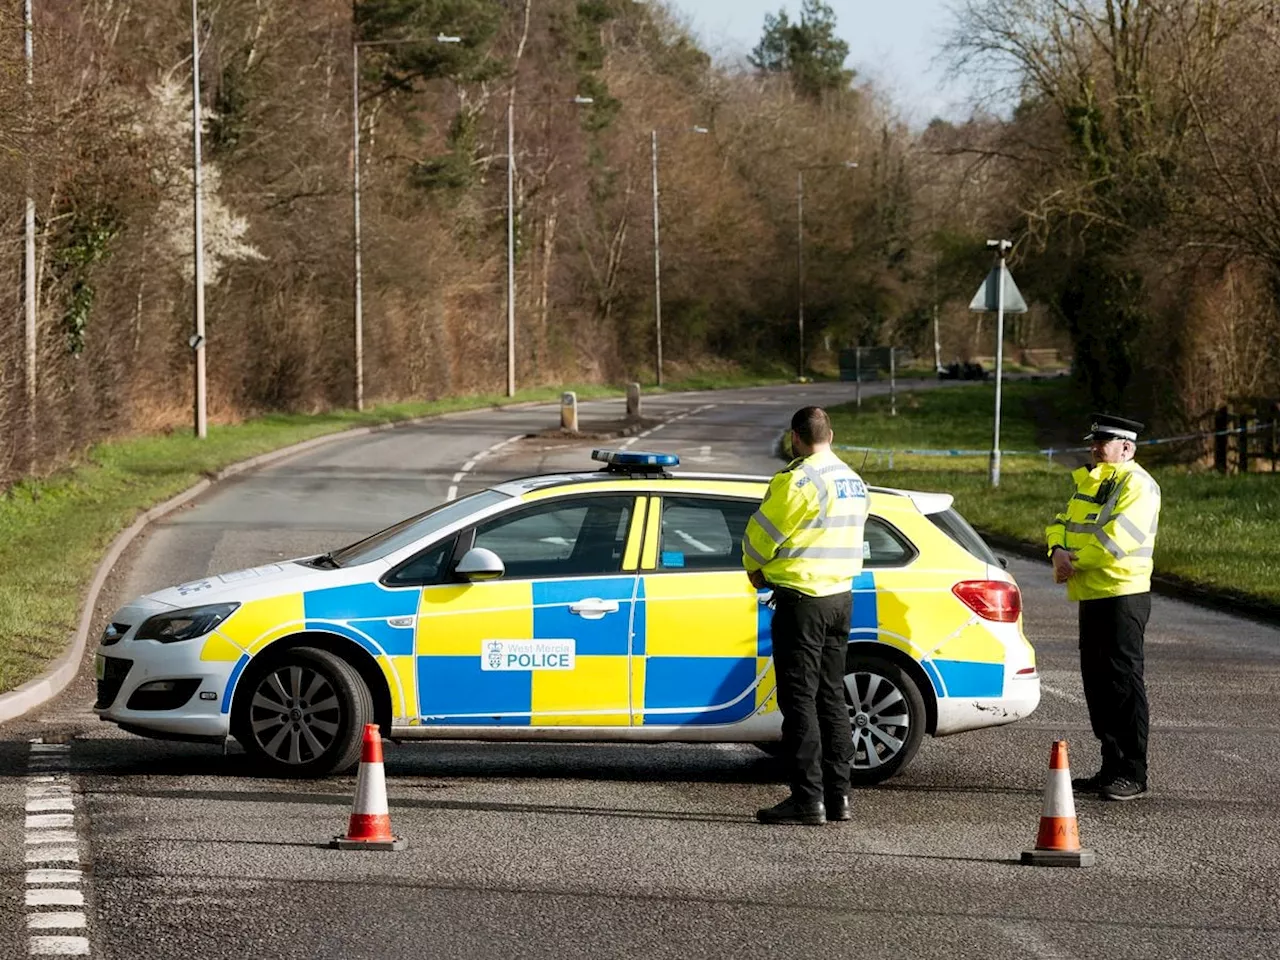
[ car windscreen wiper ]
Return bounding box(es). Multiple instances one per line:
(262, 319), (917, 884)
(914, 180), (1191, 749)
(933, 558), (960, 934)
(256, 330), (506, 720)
(305, 553), (341, 570)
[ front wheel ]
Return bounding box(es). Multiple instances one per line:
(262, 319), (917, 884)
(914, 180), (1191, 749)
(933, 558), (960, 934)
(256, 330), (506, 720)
(233, 646), (373, 778)
(844, 652), (927, 787)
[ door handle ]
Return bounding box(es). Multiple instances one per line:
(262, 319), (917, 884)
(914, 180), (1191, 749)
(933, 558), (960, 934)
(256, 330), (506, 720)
(568, 598), (619, 619)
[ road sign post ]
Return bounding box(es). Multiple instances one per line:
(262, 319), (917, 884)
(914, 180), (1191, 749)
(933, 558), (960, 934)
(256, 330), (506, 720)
(969, 241), (1028, 487)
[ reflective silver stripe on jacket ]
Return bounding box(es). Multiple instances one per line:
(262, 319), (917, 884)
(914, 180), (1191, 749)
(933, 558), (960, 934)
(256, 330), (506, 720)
(801, 463), (829, 517)
(743, 540), (771, 566)
(776, 546), (864, 560)
(804, 513), (865, 529)
(749, 509), (787, 546)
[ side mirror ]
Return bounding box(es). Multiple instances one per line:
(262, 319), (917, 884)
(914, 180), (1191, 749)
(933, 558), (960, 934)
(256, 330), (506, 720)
(998, 556), (1009, 570)
(454, 547), (505, 582)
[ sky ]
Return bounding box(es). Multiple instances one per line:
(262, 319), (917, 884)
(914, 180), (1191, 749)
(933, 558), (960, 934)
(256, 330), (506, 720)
(665, 0), (974, 125)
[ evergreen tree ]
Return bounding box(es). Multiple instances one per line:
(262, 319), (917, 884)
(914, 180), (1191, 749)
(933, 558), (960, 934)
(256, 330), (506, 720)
(749, 1), (853, 100)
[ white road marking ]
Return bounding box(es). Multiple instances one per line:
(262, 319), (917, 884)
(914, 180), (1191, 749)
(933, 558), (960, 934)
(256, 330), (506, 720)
(26, 831), (77, 845)
(445, 434), (525, 503)
(25, 742), (92, 959)
(25, 815), (73, 830)
(29, 935), (90, 955)
(25, 889), (83, 907)
(1039, 681), (1084, 705)
(28, 913), (86, 930)
(26, 870), (81, 885)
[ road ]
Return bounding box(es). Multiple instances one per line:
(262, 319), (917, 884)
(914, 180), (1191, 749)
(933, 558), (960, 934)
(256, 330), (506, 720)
(2, 382), (1278, 960)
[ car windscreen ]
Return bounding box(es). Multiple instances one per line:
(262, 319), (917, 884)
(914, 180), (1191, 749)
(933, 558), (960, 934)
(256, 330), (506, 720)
(327, 490), (511, 567)
(927, 507), (1001, 566)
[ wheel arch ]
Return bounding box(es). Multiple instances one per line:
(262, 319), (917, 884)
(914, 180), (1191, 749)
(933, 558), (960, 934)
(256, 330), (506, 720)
(847, 640), (938, 736)
(229, 631), (393, 736)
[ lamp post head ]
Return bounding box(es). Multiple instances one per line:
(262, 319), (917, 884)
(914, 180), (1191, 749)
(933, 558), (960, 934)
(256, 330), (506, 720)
(436, 34), (462, 43)
(573, 95), (594, 104)
(986, 238), (1012, 253)
(692, 125), (710, 134)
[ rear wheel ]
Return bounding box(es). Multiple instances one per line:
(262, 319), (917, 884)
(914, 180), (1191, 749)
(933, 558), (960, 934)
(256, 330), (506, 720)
(233, 646), (372, 778)
(844, 652), (927, 786)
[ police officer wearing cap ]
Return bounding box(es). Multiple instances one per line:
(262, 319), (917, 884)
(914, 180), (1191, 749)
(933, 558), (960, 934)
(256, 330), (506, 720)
(744, 406), (869, 825)
(1046, 413), (1162, 801)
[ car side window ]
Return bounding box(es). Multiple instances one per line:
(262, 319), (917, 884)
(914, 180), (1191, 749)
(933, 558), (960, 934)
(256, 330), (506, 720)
(383, 537), (456, 587)
(472, 496), (634, 579)
(657, 497), (756, 571)
(864, 517), (916, 568)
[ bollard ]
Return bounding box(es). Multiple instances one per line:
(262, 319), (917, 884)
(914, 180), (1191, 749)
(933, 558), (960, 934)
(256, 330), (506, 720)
(626, 382), (641, 421)
(561, 391), (578, 433)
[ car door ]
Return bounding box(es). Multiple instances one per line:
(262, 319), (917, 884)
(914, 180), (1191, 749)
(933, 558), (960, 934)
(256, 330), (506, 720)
(415, 493), (644, 727)
(633, 494), (768, 726)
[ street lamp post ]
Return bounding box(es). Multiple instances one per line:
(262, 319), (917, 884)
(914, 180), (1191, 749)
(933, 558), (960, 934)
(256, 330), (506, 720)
(650, 124), (708, 387)
(796, 161), (856, 381)
(505, 95), (593, 397)
(351, 34), (461, 412)
(987, 238), (1012, 486)
(191, 0), (207, 438)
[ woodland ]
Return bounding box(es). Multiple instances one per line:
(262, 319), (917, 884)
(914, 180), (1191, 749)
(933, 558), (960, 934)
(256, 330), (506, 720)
(0, 0), (1278, 484)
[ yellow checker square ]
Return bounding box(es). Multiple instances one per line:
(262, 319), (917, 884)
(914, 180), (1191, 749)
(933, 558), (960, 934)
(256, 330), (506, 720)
(220, 594), (305, 654)
(417, 582), (534, 656)
(531, 655), (629, 726)
(875, 572), (969, 653)
(934, 623), (1006, 664)
(382, 654), (417, 719)
(200, 633), (245, 663)
(629, 658), (646, 722)
(642, 573), (756, 658)
(755, 656), (778, 714)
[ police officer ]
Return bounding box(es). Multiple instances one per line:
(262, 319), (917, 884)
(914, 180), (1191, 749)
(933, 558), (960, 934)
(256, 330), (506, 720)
(1046, 413), (1161, 801)
(744, 406), (869, 825)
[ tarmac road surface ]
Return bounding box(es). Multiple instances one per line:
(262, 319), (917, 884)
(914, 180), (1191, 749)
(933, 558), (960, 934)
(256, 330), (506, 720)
(2, 381), (1278, 960)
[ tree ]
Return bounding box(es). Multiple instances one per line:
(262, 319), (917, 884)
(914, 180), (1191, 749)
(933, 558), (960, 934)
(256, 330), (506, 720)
(749, 1), (853, 101)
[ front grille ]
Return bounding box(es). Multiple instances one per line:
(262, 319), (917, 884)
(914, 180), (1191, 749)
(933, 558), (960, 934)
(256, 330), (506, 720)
(125, 680), (200, 712)
(95, 657), (133, 709)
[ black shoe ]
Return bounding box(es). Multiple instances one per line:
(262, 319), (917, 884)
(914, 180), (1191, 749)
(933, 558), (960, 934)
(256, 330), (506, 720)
(1071, 771), (1107, 792)
(756, 797), (826, 825)
(824, 794), (851, 822)
(1100, 777), (1149, 801)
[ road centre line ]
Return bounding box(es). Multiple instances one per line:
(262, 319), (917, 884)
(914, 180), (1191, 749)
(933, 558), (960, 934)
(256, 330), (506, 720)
(29, 935), (89, 956)
(446, 434), (524, 501)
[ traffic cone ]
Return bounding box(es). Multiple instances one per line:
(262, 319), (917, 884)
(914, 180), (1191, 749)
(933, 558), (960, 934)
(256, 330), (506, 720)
(330, 724), (407, 851)
(1021, 740), (1095, 867)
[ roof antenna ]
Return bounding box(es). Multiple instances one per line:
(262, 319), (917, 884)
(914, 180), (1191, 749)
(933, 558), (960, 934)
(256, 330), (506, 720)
(860, 448), (871, 471)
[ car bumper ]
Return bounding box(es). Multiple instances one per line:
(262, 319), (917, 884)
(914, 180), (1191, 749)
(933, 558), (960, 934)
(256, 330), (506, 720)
(934, 672), (1041, 736)
(93, 640), (235, 740)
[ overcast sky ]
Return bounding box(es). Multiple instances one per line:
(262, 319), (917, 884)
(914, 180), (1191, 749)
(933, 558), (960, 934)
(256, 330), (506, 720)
(664, 0), (974, 124)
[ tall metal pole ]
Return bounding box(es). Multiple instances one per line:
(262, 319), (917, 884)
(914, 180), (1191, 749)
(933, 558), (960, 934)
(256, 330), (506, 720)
(796, 170), (805, 380)
(23, 0), (35, 442)
(506, 101), (516, 398)
(989, 243), (1009, 487)
(351, 42), (364, 412)
(651, 129), (663, 387)
(191, 0), (207, 438)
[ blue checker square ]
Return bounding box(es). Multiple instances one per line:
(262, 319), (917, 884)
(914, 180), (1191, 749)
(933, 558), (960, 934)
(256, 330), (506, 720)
(304, 582), (418, 621)
(643, 656), (757, 725)
(851, 571), (877, 630)
(532, 577), (634, 656)
(417, 656), (531, 724)
(932, 659), (1004, 698)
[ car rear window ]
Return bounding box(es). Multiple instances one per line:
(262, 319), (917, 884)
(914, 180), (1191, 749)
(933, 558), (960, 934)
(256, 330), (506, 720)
(927, 507), (1001, 566)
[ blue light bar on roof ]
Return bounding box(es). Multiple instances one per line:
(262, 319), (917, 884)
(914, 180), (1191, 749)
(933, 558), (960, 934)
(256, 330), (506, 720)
(591, 449), (680, 468)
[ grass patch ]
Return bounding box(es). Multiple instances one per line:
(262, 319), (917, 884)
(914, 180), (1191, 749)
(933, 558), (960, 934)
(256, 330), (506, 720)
(828, 379), (1280, 605)
(0, 372), (793, 696)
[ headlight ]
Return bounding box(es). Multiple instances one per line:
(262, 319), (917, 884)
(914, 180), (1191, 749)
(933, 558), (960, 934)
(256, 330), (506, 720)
(135, 603), (240, 643)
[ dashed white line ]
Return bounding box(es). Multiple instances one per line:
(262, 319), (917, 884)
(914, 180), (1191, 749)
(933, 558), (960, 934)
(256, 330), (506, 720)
(24, 741), (91, 957)
(446, 434), (525, 501)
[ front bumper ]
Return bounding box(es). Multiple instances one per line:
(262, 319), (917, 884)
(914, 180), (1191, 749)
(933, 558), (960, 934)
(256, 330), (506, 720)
(94, 637), (236, 740)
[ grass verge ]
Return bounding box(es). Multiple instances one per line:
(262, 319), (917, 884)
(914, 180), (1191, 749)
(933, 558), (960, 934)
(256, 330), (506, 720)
(0, 374), (791, 696)
(827, 379), (1280, 607)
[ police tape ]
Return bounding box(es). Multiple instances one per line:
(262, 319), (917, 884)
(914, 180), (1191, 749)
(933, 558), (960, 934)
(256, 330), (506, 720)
(835, 423), (1271, 459)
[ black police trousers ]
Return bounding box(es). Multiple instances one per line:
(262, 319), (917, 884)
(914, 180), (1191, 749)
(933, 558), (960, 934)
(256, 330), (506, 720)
(1079, 592), (1151, 783)
(770, 588), (854, 805)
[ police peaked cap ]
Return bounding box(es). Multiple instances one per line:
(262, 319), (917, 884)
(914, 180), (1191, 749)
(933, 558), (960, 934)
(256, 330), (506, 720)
(1084, 413), (1145, 442)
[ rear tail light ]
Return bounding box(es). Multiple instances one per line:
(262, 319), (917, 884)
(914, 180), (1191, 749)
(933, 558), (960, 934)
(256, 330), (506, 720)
(952, 580), (1022, 622)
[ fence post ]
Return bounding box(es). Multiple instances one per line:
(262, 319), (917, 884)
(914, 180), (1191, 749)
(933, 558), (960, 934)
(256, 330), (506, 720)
(1269, 410), (1278, 473)
(1214, 407), (1229, 473)
(1237, 413), (1250, 473)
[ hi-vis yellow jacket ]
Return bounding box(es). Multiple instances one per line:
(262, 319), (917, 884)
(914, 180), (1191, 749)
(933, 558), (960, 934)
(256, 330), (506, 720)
(742, 449), (869, 597)
(1045, 459), (1161, 601)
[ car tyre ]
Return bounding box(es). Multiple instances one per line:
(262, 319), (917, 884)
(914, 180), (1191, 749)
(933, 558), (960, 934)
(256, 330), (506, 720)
(844, 652), (927, 787)
(233, 646), (373, 778)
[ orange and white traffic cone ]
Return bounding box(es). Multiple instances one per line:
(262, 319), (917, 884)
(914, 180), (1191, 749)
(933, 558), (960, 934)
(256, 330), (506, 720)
(330, 724), (407, 851)
(1021, 740), (1095, 867)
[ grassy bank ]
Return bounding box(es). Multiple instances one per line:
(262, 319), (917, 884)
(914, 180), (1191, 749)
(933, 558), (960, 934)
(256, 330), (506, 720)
(827, 379), (1280, 606)
(0, 373), (789, 696)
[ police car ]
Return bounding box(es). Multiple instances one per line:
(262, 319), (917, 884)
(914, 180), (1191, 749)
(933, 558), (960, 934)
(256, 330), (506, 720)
(94, 450), (1040, 782)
